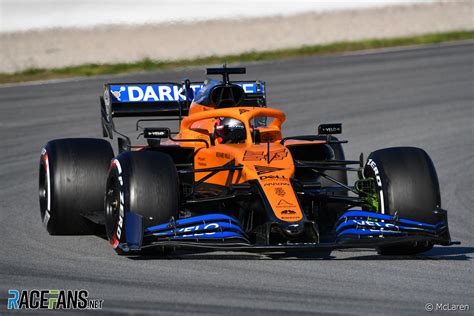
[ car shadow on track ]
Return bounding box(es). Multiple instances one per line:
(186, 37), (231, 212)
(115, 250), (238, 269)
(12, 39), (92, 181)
(126, 246), (473, 261)
(328, 246), (473, 261)
(128, 250), (332, 260)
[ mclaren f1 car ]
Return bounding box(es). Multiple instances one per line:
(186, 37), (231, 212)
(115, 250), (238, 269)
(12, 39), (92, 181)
(39, 66), (457, 256)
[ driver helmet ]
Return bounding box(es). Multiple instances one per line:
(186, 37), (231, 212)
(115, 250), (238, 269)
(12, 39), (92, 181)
(214, 117), (246, 144)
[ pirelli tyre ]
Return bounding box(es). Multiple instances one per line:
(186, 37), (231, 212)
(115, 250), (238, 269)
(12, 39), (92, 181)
(364, 147), (441, 255)
(318, 136), (348, 194)
(39, 138), (114, 235)
(105, 150), (179, 254)
(292, 136), (347, 195)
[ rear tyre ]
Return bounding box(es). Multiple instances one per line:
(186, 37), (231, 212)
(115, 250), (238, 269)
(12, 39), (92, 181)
(363, 147), (440, 255)
(314, 136), (348, 226)
(105, 151), (179, 254)
(317, 136), (348, 194)
(292, 136), (347, 195)
(291, 136), (347, 235)
(39, 138), (114, 235)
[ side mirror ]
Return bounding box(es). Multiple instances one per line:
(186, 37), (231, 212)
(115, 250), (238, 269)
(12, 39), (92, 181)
(318, 123), (342, 135)
(143, 127), (170, 139)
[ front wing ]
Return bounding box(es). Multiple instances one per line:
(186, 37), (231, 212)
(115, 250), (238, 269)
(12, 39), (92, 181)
(117, 210), (457, 254)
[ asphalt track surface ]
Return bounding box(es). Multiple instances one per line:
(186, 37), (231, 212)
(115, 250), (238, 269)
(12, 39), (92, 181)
(0, 42), (473, 315)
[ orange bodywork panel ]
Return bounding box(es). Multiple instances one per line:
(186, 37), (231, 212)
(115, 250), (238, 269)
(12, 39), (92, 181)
(163, 104), (324, 222)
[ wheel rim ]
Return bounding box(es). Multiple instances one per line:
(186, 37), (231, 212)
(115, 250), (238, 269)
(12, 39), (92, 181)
(39, 156), (50, 222)
(105, 176), (120, 239)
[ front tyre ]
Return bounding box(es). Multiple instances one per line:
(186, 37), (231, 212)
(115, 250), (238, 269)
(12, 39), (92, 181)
(105, 151), (179, 254)
(364, 147), (441, 255)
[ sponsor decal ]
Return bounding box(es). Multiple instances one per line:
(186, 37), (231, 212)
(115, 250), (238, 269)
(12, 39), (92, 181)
(196, 157), (207, 167)
(263, 182), (290, 187)
(7, 289), (103, 310)
(109, 84), (199, 103)
(110, 86), (126, 101)
(149, 131), (166, 137)
(109, 82), (263, 103)
(323, 127), (340, 133)
(269, 149), (288, 161)
(353, 219), (395, 229)
(240, 83), (262, 93)
(177, 223), (220, 237)
(260, 175), (287, 181)
(216, 152), (231, 159)
(280, 210), (300, 220)
(318, 123), (342, 134)
(143, 128), (168, 138)
(274, 187), (286, 197)
(254, 165), (284, 175)
(243, 150), (263, 161)
(243, 148), (288, 162)
(277, 199), (295, 207)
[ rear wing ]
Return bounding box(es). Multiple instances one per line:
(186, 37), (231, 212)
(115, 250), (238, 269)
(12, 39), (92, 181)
(100, 80), (266, 144)
(102, 80), (266, 118)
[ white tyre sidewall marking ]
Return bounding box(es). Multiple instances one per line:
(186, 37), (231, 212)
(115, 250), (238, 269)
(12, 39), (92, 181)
(367, 158), (385, 215)
(111, 159), (125, 245)
(41, 148), (52, 227)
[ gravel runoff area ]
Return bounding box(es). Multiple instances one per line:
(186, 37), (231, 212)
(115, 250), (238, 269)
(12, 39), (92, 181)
(1, 1), (473, 73)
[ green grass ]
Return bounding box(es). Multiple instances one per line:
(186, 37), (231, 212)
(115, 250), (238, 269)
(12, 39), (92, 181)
(1, 30), (473, 84)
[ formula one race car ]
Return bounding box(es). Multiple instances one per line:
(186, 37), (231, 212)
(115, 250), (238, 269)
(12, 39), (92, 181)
(39, 66), (457, 256)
